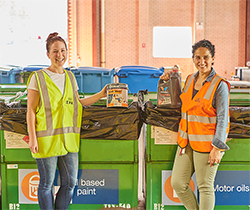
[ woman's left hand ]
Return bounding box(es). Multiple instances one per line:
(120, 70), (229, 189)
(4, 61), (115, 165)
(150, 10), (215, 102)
(209, 147), (221, 167)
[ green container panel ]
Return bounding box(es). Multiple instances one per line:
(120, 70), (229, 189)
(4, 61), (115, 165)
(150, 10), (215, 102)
(146, 125), (178, 162)
(146, 162), (184, 210)
(79, 139), (138, 163)
(1, 162), (138, 210)
(222, 138), (250, 162)
(146, 161), (250, 210)
(0, 130), (35, 163)
(147, 125), (250, 163)
(1, 130), (138, 163)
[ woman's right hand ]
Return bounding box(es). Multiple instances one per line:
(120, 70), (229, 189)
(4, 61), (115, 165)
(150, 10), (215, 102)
(29, 138), (38, 154)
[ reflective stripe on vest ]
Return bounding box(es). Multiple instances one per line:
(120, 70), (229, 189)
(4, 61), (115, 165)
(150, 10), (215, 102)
(181, 112), (217, 124)
(35, 70), (80, 138)
(204, 75), (222, 100)
(183, 74), (195, 93)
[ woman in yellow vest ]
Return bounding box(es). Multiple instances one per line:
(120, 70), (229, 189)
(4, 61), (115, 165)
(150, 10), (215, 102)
(167, 40), (230, 210)
(27, 32), (107, 210)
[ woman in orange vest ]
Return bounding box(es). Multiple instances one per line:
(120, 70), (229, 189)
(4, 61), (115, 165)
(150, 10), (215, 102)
(168, 40), (230, 210)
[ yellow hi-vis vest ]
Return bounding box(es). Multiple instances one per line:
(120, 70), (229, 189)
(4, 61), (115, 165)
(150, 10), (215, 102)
(27, 69), (83, 158)
(177, 73), (230, 153)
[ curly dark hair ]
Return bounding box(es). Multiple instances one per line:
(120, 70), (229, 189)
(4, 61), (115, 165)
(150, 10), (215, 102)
(192, 39), (215, 58)
(46, 32), (67, 53)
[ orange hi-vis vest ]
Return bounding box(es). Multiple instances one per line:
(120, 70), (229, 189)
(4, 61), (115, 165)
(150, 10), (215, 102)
(177, 73), (230, 153)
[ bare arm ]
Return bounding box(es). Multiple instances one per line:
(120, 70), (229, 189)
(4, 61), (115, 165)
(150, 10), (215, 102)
(26, 89), (40, 154)
(77, 85), (107, 106)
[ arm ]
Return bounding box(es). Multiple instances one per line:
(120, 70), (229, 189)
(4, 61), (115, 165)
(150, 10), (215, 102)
(209, 81), (230, 166)
(77, 85), (107, 106)
(27, 89), (40, 154)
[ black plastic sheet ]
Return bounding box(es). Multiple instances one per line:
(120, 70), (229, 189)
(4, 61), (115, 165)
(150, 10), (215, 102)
(228, 107), (250, 138)
(80, 102), (142, 140)
(0, 108), (27, 135)
(0, 101), (249, 139)
(140, 101), (181, 132)
(0, 102), (142, 140)
(141, 101), (250, 138)
(0, 101), (9, 115)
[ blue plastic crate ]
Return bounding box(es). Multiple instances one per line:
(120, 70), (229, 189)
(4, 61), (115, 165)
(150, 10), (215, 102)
(69, 66), (115, 93)
(0, 65), (23, 84)
(116, 66), (164, 93)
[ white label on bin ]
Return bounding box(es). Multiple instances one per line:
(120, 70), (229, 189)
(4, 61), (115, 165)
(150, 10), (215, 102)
(5, 131), (29, 149)
(151, 126), (177, 145)
(7, 164), (18, 169)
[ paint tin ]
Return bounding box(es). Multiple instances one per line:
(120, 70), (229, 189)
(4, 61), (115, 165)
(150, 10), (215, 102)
(107, 83), (128, 107)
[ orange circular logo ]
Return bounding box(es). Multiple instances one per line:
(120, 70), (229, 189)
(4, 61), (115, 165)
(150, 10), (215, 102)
(164, 175), (195, 203)
(21, 171), (40, 202)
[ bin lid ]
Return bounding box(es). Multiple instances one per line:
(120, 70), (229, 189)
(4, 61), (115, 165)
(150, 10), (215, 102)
(0, 84), (27, 92)
(23, 65), (49, 72)
(70, 66), (114, 74)
(230, 92), (250, 106)
(0, 65), (23, 72)
(116, 65), (163, 76)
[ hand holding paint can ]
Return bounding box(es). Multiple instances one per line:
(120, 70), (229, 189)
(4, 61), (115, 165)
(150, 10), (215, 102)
(107, 83), (128, 107)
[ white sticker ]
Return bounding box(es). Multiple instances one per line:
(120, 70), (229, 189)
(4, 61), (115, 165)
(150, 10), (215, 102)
(152, 126), (177, 145)
(4, 131), (29, 149)
(7, 164), (18, 169)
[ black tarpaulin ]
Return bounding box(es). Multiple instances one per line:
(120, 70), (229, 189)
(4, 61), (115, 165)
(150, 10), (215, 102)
(0, 101), (249, 139)
(80, 101), (142, 140)
(140, 101), (181, 132)
(0, 108), (27, 135)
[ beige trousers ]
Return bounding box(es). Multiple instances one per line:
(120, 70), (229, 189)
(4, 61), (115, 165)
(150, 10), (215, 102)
(171, 144), (223, 210)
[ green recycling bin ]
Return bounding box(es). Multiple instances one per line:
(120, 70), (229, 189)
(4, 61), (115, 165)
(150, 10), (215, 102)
(0, 137), (139, 210)
(145, 124), (250, 210)
(146, 124), (182, 210)
(0, 102), (140, 209)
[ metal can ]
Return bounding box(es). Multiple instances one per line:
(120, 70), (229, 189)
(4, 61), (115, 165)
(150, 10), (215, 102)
(107, 83), (128, 107)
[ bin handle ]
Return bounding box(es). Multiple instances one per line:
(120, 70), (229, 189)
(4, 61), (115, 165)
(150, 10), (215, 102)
(117, 73), (128, 78)
(101, 72), (111, 77)
(152, 73), (162, 78)
(0, 71), (10, 76)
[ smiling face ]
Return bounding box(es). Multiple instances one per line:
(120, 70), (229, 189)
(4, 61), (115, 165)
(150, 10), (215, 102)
(193, 47), (214, 75)
(47, 41), (67, 68)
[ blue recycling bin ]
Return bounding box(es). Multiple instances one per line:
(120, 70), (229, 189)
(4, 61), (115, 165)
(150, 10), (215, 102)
(0, 65), (23, 84)
(115, 65), (164, 93)
(69, 66), (115, 93)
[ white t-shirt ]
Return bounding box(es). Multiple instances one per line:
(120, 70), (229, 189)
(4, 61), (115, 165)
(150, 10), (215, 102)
(28, 68), (79, 94)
